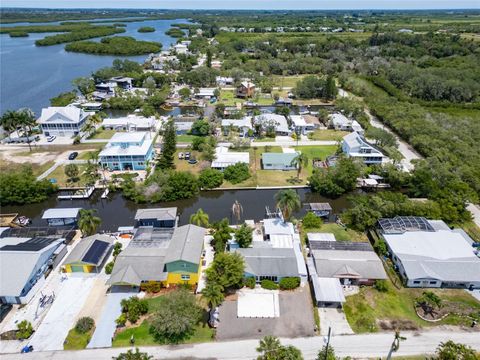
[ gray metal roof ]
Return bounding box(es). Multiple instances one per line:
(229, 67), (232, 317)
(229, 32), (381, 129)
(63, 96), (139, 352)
(63, 234), (114, 266)
(164, 224), (206, 265)
(262, 152), (298, 167)
(134, 208), (177, 222)
(42, 208), (81, 219)
(309, 241), (374, 252)
(307, 203), (332, 211)
(236, 247), (299, 277)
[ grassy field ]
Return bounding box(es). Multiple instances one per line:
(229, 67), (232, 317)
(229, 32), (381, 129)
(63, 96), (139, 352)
(0, 159), (56, 177)
(307, 129), (348, 141)
(271, 75), (306, 88)
(89, 129), (116, 140)
(174, 150), (203, 174)
(112, 295), (214, 347)
(47, 164), (88, 187)
(63, 327), (94, 350)
(294, 145), (337, 174)
(343, 279), (480, 333)
(177, 134), (203, 143)
(309, 223), (368, 242)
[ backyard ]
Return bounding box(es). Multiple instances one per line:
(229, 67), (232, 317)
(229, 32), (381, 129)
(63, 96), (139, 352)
(88, 128), (116, 140)
(304, 223), (368, 243)
(307, 129), (349, 141)
(47, 164), (88, 187)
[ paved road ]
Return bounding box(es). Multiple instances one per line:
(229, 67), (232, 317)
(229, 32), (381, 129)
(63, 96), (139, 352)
(4, 330), (479, 359)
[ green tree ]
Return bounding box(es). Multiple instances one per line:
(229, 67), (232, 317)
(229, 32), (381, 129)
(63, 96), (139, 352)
(275, 189), (301, 220)
(113, 348), (153, 360)
(256, 335), (281, 359)
(65, 163), (80, 183)
(316, 345), (338, 360)
(434, 341), (477, 360)
(191, 119), (210, 136)
(324, 75), (337, 100)
(120, 296), (148, 324)
(302, 212), (323, 229)
(158, 119), (177, 169)
(78, 209), (101, 236)
(190, 208), (210, 227)
(72, 76), (94, 96)
(416, 291), (442, 317)
(75, 317), (94, 334)
(365, 127), (398, 148)
(198, 168), (223, 189)
(206, 47), (212, 68)
(235, 224), (252, 248)
(206, 252), (245, 290)
(149, 289), (203, 344)
(0, 110), (18, 142)
(16, 320), (33, 340)
(201, 282), (224, 309)
(16, 108), (37, 152)
(290, 153), (309, 180)
(179, 87), (191, 100)
(224, 163), (251, 184)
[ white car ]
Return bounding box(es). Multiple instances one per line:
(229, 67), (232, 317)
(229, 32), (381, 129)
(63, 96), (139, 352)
(47, 135), (56, 142)
(178, 152), (184, 159)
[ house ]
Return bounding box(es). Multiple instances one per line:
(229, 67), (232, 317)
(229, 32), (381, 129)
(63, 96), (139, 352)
(307, 257), (345, 308)
(174, 121), (194, 135)
(379, 216), (480, 289)
(221, 117), (253, 137)
(310, 240), (387, 285)
(107, 224), (206, 289)
(330, 113), (363, 133)
(195, 88), (216, 99)
(42, 208), (81, 227)
(290, 115), (312, 134)
(109, 77), (133, 90)
(254, 114), (290, 136)
(216, 76), (233, 86)
(342, 132), (387, 165)
(236, 81), (256, 98)
(134, 208), (178, 228)
(99, 132), (155, 171)
(173, 43), (188, 54)
(262, 152), (299, 170)
(0, 236), (65, 304)
(62, 234), (113, 273)
(211, 146), (250, 171)
(303, 115), (322, 129)
(93, 82), (116, 100)
(102, 115), (157, 132)
(37, 106), (93, 137)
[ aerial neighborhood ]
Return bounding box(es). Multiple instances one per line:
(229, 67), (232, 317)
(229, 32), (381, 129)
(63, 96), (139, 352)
(0, 6), (480, 360)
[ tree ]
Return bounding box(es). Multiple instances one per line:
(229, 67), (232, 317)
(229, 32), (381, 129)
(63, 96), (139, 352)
(120, 296), (148, 324)
(16, 320), (33, 340)
(257, 336), (303, 360)
(302, 212), (323, 229)
(0, 110), (18, 141)
(179, 87), (191, 100)
(75, 317), (94, 334)
(235, 224), (252, 248)
(198, 168), (223, 189)
(224, 163), (251, 184)
(290, 153), (309, 180)
(275, 189), (301, 220)
(149, 289), (203, 344)
(324, 75), (337, 100)
(191, 119), (210, 136)
(365, 127), (398, 148)
(231, 200), (244, 223)
(316, 345), (338, 360)
(113, 242), (123, 257)
(211, 218), (232, 253)
(142, 76), (157, 95)
(206, 252), (245, 290)
(190, 208), (210, 227)
(201, 282), (224, 309)
(206, 47), (213, 68)
(415, 291), (442, 317)
(72, 76), (94, 96)
(78, 209), (101, 236)
(434, 341), (477, 360)
(158, 119), (177, 169)
(65, 163), (80, 183)
(113, 348), (153, 360)
(16, 108), (37, 152)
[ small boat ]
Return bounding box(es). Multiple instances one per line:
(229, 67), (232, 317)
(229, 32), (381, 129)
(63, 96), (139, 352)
(14, 216), (31, 226)
(161, 104), (174, 111)
(0, 213), (30, 228)
(101, 188), (109, 199)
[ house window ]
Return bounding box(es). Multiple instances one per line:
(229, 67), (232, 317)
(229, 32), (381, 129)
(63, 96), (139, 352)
(413, 281), (420, 284)
(429, 281), (436, 285)
(181, 274), (190, 281)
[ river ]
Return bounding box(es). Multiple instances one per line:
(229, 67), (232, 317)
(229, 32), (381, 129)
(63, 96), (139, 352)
(0, 18), (187, 115)
(1, 189), (354, 232)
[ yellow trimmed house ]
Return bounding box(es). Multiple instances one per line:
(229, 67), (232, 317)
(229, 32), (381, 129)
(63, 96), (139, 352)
(63, 234), (114, 273)
(107, 224), (205, 290)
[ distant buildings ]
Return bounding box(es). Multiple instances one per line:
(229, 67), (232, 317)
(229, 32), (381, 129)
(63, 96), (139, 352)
(99, 132), (155, 171)
(221, 117), (253, 137)
(102, 115), (157, 132)
(290, 115), (313, 135)
(330, 113), (363, 133)
(42, 208), (81, 227)
(236, 81), (256, 98)
(342, 132), (387, 165)
(37, 106), (93, 137)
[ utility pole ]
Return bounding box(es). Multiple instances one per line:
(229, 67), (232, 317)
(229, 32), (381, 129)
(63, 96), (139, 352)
(324, 326), (332, 360)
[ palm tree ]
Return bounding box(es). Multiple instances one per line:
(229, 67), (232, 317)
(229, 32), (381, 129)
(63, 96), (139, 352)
(0, 110), (18, 142)
(256, 336), (281, 360)
(274, 189), (301, 221)
(290, 153), (309, 180)
(190, 208), (210, 227)
(201, 282), (224, 309)
(386, 330), (406, 360)
(78, 209), (101, 236)
(231, 200), (243, 224)
(17, 108), (36, 152)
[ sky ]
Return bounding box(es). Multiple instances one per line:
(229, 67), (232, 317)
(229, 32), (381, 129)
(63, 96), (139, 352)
(2, 0), (479, 10)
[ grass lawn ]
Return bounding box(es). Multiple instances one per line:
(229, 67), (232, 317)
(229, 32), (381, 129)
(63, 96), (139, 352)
(174, 150), (203, 175)
(305, 223), (368, 242)
(47, 164), (88, 187)
(88, 129), (116, 140)
(0, 160), (56, 177)
(63, 327), (94, 350)
(307, 129), (348, 141)
(217, 90), (245, 107)
(343, 279), (480, 333)
(77, 150), (100, 160)
(252, 137), (276, 142)
(271, 75), (306, 88)
(294, 145), (337, 174)
(177, 134), (203, 143)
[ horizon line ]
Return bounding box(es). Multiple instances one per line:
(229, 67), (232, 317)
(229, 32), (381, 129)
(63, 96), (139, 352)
(2, 7), (480, 11)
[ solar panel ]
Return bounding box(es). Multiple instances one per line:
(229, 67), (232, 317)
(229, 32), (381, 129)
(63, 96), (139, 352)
(82, 240), (109, 264)
(309, 241), (373, 252)
(0, 237), (57, 252)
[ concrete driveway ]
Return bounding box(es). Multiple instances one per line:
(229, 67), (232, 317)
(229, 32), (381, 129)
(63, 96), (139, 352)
(318, 307), (354, 336)
(87, 290), (136, 349)
(28, 275), (96, 351)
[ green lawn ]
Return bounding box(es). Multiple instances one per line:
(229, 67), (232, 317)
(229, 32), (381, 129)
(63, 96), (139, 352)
(177, 134), (203, 143)
(63, 327), (94, 350)
(271, 75), (306, 88)
(307, 129), (348, 141)
(77, 150), (99, 160)
(89, 129), (116, 140)
(305, 223), (368, 242)
(294, 145), (337, 174)
(47, 164), (88, 187)
(217, 90), (244, 106)
(343, 279), (480, 333)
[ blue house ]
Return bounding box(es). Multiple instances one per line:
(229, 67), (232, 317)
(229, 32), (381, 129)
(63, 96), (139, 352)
(99, 132), (155, 171)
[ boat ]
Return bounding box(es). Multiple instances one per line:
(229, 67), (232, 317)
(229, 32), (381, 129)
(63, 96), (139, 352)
(58, 186), (95, 200)
(0, 213), (30, 228)
(101, 188), (109, 199)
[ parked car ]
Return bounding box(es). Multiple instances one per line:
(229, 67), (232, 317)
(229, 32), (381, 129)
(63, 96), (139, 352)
(178, 152), (184, 160)
(185, 152), (191, 160)
(47, 135), (56, 142)
(68, 152), (78, 160)
(21, 345), (34, 353)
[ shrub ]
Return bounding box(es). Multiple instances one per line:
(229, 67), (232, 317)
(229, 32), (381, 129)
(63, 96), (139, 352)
(261, 280), (279, 290)
(73, 135), (81, 144)
(113, 242), (123, 257)
(75, 317), (94, 334)
(302, 212), (323, 229)
(191, 136), (206, 150)
(16, 320), (33, 340)
(105, 261), (114, 274)
(198, 168), (224, 189)
(244, 277), (256, 289)
(223, 163), (251, 184)
(115, 313), (127, 327)
(279, 277), (300, 290)
(143, 282), (162, 293)
(373, 279), (389, 293)
(121, 296), (149, 324)
(373, 240), (388, 257)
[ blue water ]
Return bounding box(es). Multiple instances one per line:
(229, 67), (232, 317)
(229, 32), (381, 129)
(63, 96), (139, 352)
(0, 19), (186, 115)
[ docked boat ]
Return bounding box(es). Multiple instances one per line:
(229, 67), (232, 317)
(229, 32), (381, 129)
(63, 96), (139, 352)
(101, 188), (109, 199)
(0, 213), (30, 228)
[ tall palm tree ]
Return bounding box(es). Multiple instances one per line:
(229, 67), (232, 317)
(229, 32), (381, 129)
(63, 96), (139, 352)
(231, 200), (243, 224)
(201, 282), (224, 309)
(78, 209), (101, 236)
(190, 208), (210, 227)
(386, 330), (406, 360)
(274, 189), (301, 221)
(0, 110), (18, 142)
(17, 108), (36, 152)
(256, 336), (281, 360)
(290, 153), (309, 180)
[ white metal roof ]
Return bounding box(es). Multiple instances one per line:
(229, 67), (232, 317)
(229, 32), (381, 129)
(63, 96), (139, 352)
(211, 147), (250, 168)
(307, 233), (336, 242)
(42, 208), (81, 219)
(109, 132), (147, 143)
(290, 115), (308, 127)
(102, 116), (156, 128)
(37, 106), (92, 125)
(221, 117), (253, 129)
(263, 218), (295, 236)
(315, 277), (346, 303)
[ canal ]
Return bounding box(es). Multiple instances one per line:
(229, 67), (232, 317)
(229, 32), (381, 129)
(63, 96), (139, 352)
(1, 189), (355, 232)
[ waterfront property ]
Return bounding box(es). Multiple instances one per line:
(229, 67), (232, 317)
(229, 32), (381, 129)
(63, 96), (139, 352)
(379, 216), (480, 289)
(195, 88), (216, 99)
(107, 224), (206, 289)
(42, 208), (81, 227)
(342, 132), (387, 165)
(221, 117), (253, 137)
(0, 236), (66, 304)
(290, 115), (313, 135)
(254, 113), (291, 136)
(62, 234), (113, 273)
(101, 115), (157, 132)
(37, 106), (93, 137)
(307, 256), (346, 308)
(99, 132), (155, 171)
(134, 208), (178, 228)
(109, 76), (133, 90)
(261, 151), (299, 171)
(211, 146), (250, 171)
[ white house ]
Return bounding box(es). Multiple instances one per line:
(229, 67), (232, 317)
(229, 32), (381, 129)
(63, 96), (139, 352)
(211, 146), (250, 170)
(254, 114), (291, 136)
(102, 115), (157, 132)
(221, 117), (253, 137)
(216, 76), (234, 86)
(290, 115), (313, 134)
(330, 113), (363, 133)
(342, 132), (387, 165)
(195, 88), (216, 99)
(37, 106), (93, 137)
(173, 43), (188, 54)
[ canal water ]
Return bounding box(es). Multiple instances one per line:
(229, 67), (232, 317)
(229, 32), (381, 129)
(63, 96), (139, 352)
(1, 189), (354, 232)
(0, 18), (187, 115)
